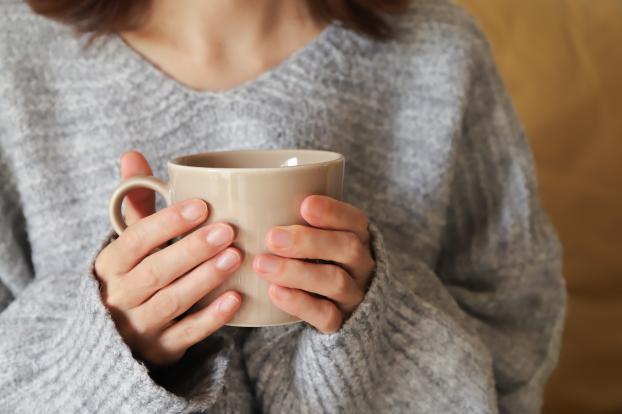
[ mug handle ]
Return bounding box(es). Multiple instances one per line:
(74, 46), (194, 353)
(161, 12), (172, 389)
(108, 176), (171, 235)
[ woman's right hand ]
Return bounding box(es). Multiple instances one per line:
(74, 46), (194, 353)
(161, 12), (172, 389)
(94, 151), (243, 366)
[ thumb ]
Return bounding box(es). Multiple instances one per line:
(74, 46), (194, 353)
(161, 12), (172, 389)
(120, 150), (155, 226)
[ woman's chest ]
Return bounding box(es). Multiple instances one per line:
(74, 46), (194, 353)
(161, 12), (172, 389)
(6, 91), (406, 271)
(5, 76), (457, 274)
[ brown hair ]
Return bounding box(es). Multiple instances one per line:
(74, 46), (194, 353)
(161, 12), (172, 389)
(25, 0), (411, 41)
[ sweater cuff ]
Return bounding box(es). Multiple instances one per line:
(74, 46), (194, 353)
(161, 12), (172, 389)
(40, 231), (187, 412)
(56, 272), (188, 412)
(47, 231), (230, 413)
(302, 216), (393, 345)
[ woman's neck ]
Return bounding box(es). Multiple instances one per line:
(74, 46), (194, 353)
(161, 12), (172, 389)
(120, 0), (326, 91)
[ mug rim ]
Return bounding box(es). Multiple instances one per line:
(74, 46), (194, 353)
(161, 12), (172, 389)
(168, 148), (344, 172)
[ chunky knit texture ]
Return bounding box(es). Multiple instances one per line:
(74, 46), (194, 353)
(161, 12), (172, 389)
(0, 0), (566, 413)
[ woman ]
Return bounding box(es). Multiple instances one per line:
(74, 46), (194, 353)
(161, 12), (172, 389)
(0, 0), (565, 412)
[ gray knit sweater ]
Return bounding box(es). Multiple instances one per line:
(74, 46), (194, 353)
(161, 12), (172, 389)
(0, 0), (565, 413)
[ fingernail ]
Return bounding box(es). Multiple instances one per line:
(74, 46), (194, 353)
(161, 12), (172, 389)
(270, 228), (292, 248)
(256, 255), (280, 274)
(207, 225), (233, 246)
(181, 200), (206, 221)
(218, 295), (239, 313)
(271, 284), (290, 300)
(216, 250), (240, 270)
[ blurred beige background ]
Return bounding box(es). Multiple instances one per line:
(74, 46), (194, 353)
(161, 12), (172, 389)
(456, 1), (622, 413)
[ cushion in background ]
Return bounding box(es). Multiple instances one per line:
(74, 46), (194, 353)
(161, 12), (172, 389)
(454, 1), (622, 413)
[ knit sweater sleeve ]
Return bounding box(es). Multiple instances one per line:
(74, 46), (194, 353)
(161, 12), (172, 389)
(0, 149), (179, 412)
(434, 25), (567, 413)
(0, 145), (252, 413)
(242, 18), (566, 414)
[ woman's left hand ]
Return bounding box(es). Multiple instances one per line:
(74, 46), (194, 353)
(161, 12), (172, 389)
(252, 195), (376, 333)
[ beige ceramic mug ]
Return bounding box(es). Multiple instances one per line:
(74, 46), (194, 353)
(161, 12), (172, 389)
(109, 149), (345, 327)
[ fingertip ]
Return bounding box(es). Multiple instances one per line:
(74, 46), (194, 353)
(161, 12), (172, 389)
(217, 291), (242, 314)
(120, 150), (153, 178)
(251, 253), (271, 275)
(120, 149), (140, 160)
(264, 227), (295, 252)
(301, 195), (329, 223)
(229, 290), (242, 301)
(120, 150), (140, 166)
(263, 228), (281, 252)
(191, 198), (210, 223)
(208, 219), (236, 237)
(181, 199), (209, 222)
(201, 199), (210, 219)
(225, 246), (242, 261)
(300, 195), (314, 211)
(214, 248), (243, 273)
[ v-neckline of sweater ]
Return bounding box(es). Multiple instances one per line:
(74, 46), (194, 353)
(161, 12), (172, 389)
(102, 21), (342, 101)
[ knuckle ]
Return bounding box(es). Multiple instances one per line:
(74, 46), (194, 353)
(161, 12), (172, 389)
(176, 317), (213, 347)
(191, 228), (212, 252)
(329, 265), (351, 299)
(181, 324), (199, 343)
(343, 233), (362, 263)
(121, 229), (144, 255)
(94, 251), (109, 279)
(103, 289), (126, 310)
(154, 291), (180, 320)
(139, 260), (160, 289)
(179, 231), (210, 262)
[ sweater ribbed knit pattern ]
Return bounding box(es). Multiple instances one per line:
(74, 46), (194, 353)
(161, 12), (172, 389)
(0, 0), (565, 413)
